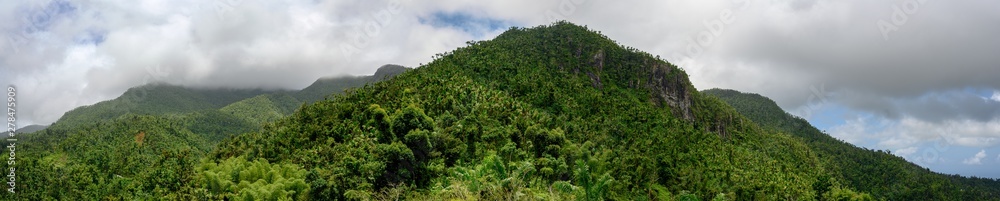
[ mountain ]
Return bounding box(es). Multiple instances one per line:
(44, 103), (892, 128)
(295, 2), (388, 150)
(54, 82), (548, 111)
(295, 64), (412, 103)
(703, 88), (1000, 200)
(208, 22), (866, 200)
(4, 65), (409, 200)
(48, 64), (410, 131)
(15, 124), (48, 134)
(0, 124), (48, 139)
(51, 84), (278, 129)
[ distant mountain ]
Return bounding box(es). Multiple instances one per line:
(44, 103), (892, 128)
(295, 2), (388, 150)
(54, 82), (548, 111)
(18, 124), (48, 133)
(0, 124), (48, 139)
(51, 84), (278, 129)
(294, 76), (370, 104)
(50, 64), (410, 130)
(703, 88), (1000, 200)
(295, 64), (411, 103)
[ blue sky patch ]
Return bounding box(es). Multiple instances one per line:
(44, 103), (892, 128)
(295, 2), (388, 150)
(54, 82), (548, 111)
(75, 29), (106, 45)
(807, 103), (851, 132)
(22, 0), (76, 34)
(419, 11), (515, 38)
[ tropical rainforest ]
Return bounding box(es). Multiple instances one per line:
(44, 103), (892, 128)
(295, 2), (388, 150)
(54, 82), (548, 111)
(3, 22), (998, 200)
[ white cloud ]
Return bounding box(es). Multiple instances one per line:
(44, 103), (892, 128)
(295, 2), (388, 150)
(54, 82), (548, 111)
(827, 115), (886, 145)
(895, 147), (918, 158)
(1, 0), (496, 125)
(824, 111), (1000, 159)
(962, 149), (987, 165)
(875, 117), (1000, 148)
(992, 91), (1000, 102)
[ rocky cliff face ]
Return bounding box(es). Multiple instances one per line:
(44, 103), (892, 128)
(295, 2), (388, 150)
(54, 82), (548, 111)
(587, 49), (605, 89)
(644, 61), (695, 121)
(584, 48), (694, 121)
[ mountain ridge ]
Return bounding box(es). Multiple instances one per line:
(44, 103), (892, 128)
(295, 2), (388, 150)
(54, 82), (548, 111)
(6, 64), (410, 200)
(49, 65), (410, 130)
(703, 88), (1000, 200)
(295, 64), (412, 104)
(0, 124), (48, 139)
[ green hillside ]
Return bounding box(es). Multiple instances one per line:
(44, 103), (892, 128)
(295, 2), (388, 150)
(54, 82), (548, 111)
(51, 84), (277, 129)
(220, 93), (302, 125)
(208, 22), (869, 200)
(52, 65), (410, 131)
(12, 114), (213, 199)
(703, 88), (1000, 200)
(1, 64), (408, 200)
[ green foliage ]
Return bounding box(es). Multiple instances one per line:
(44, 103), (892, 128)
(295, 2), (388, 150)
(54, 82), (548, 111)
(194, 156), (310, 200)
(52, 84), (276, 129)
(390, 104), (435, 140)
(823, 187), (875, 201)
(221, 94), (301, 125)
(3, 115), (209, 200)
(3, 56), (408, 201)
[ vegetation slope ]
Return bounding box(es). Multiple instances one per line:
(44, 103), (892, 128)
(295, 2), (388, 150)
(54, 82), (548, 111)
(703, 88), (1000, 200)
(208, 21), (867, 200)
(3, 66), (407, 200)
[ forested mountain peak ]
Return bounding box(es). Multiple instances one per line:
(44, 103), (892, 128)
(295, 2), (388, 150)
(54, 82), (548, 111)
(209, 21), (838, 200)
(447, 21), (698, 121)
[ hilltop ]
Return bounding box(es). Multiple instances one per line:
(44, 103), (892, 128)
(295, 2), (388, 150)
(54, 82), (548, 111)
(210, 21), (849, 200)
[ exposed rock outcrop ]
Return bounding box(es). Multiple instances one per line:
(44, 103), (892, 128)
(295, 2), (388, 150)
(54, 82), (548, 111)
(587, 50), (605, 89)
(644, 61), (694, 121)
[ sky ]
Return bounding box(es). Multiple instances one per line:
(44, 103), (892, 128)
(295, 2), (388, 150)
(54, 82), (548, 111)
(1, 0), (999, 179)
